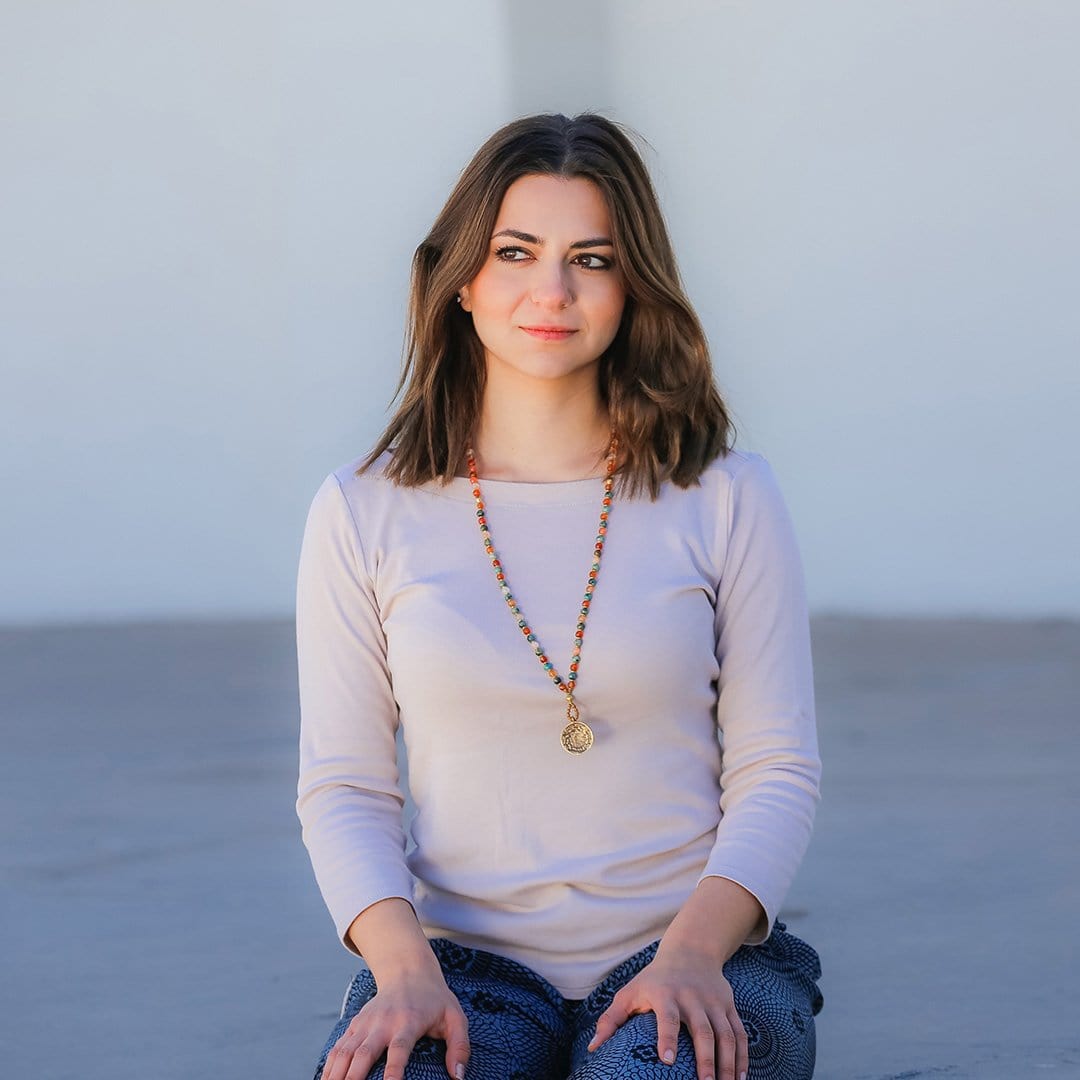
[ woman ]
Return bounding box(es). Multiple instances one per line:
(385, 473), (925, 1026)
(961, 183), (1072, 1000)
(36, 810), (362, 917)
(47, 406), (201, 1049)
(296, 113), (823, 1080)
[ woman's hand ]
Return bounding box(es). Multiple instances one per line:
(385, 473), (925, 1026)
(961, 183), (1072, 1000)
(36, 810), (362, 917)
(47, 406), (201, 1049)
(587, 943), (747, 1080)
(321, 969), (470, 1080)
(587, 876), (761, 1080)
(327, 898), (469, 1079)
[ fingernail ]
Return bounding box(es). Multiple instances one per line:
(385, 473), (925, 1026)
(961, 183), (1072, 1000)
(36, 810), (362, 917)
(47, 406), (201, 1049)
(455, 1065), (465, 1080)
(663, 1048), (675, 1064)
(740, 1073), (747, 1080)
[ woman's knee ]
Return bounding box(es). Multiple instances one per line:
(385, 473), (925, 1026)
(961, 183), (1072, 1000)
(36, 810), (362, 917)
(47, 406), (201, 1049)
(735, 994), (817, 1080)
(569, 1011), (699, 1079)
(569, 1005), (816, 1080)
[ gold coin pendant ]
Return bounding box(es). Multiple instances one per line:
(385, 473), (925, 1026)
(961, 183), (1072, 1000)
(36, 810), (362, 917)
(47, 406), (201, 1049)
(561, 720), (594, 755)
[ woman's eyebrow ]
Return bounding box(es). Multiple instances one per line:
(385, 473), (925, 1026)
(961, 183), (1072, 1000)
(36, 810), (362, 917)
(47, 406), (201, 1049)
(492, 228), (614, 249)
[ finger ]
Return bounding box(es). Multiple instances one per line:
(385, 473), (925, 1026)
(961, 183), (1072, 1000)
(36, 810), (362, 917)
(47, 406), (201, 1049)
(347, 1038), (388, 1080)
(654, 1005), (682, 1066)
(587, 993), (632, 1051)
(730, 1007), (748, 1080)
(322, 1040), (352, 1080)
(713, 1016), (737, 1080)
(380, 1033), (419, 1080)
(325, 1010), (379, 1080)
(326, 1035), (378, 1080)
(324, 1037), (366, 1080)
(442, 1007), (470, 1079)
(686, 1009), (716, 1080)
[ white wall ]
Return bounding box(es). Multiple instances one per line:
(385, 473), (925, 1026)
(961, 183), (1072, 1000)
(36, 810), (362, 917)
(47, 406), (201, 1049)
(596, 1), (1080, 616)
(1, 1), (509, 622)
(2, 1), (1077, 623)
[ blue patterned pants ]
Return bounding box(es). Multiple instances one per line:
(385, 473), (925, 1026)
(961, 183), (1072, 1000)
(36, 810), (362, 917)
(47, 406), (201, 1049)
(313, 922), (823, 1079)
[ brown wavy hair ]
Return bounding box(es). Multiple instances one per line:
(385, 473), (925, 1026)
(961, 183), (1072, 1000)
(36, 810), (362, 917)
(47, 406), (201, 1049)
(360, 112), (735, 498)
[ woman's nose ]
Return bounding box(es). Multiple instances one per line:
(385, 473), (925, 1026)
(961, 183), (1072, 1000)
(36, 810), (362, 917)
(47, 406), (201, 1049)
(529, 262), (574, 309)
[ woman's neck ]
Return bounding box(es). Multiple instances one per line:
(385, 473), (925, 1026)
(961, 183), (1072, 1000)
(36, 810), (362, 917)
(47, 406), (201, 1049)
(469, 370), (611, 482)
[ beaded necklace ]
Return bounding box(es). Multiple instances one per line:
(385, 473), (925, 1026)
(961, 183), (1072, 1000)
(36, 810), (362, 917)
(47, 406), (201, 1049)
(466, 437), (617, 754)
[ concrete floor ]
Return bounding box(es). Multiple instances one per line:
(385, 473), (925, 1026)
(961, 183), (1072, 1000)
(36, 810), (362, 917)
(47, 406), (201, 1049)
(1, 615), (1078, 1079)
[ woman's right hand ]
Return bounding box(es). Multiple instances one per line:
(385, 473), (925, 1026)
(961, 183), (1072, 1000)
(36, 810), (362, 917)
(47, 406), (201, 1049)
(321, 967), (470, 1080)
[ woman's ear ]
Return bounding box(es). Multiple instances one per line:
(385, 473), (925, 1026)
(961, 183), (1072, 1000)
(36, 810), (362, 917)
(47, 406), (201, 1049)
(458, 286), (472, 312)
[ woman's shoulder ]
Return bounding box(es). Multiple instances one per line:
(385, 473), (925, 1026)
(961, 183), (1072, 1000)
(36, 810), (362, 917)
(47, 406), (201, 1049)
(326, 448), (395, 493)
(319, 446), (411, 495)
(312, 447), (471, 520)
(658, 447), (792, 538)
(679, 445), (772, 500)
(701, 445), (765, 480)
(303, 449), (398, 524)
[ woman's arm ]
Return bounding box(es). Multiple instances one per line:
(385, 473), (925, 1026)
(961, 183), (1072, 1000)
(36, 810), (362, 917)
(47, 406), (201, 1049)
(296, 473), (469, 1080)
(296, 473), (416, 949)
(589, 453), (820, 1080)
(655, 876), (764, 969)
(700, 452), (821, 943)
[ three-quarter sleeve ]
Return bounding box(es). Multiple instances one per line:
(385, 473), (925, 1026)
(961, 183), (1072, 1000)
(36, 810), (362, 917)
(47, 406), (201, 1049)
(699, 453), (822, 944)
(295, 473), (414, 957)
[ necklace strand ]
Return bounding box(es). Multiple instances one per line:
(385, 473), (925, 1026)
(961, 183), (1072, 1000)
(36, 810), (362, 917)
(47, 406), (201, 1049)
(466, 438), (618, 754)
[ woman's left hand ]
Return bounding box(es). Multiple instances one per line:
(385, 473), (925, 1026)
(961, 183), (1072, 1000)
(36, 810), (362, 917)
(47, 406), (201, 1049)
(586, 942), (747, 1080)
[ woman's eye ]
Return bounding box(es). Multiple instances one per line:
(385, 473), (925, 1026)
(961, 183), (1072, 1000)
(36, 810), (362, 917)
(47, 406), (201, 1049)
(494, 245), (530, 262)
(573, 253), (613, 271)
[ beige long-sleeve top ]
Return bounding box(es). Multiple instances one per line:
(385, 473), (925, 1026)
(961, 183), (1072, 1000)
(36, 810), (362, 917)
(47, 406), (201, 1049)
(295, 447), (820, 998)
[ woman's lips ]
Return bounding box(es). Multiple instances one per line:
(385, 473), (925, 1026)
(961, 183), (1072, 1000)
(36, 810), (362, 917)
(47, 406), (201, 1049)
(520, 326), (579, 341)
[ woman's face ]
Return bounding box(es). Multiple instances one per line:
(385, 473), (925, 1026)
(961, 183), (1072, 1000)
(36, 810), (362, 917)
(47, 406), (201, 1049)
(459, 173), (626, 389)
